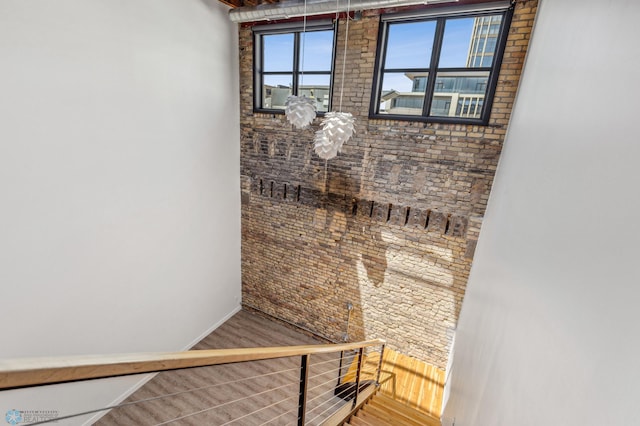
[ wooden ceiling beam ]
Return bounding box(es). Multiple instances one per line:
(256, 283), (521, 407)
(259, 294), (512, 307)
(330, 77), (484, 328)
(219, 0), (244, 8)
(220, 0), (281, 8)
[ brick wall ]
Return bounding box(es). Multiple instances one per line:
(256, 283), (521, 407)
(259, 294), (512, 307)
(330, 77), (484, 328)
(239, 0), (538, 368)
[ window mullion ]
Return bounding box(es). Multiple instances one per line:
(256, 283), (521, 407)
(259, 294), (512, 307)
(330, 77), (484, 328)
(422, 18), (445, 118)
(481, 8), (513, 120)
(254, 24), (335, 113)
(254, 34), (263, 110)
(292, 32), (300, 96)
(370, 20), (389, 115)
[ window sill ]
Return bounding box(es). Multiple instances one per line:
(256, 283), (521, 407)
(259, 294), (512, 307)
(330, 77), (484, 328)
(368, 112), (489, 126)
(253, 109), (329, 117)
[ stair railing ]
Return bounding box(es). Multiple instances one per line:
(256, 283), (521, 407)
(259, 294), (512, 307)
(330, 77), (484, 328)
(0, 339), (385, 425)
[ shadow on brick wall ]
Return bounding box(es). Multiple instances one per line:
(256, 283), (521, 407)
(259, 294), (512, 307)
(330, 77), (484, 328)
(242, 154), (468, 367)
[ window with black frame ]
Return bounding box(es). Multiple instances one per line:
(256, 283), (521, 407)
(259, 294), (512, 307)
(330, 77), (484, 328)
(253, 21), (335, 113)
(370, 7), (512, 124)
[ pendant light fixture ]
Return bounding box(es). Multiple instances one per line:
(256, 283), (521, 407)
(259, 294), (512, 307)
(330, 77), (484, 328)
(314, 0), (356, 160)
(285, 0), (317, 129)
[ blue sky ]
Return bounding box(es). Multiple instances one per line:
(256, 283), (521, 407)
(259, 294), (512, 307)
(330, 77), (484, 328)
(264, 30), (333, 72)
(262, 16), (494, 91)
(383, 17), (474, 92)
(264, 30), (334, 87)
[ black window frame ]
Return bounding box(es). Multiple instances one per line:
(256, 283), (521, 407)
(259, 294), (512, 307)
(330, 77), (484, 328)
(369, 3), (514, 125)
(253, 19), (337, 115)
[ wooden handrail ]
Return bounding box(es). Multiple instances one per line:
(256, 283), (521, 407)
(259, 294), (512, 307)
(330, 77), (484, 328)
(0, 339), (385, 390)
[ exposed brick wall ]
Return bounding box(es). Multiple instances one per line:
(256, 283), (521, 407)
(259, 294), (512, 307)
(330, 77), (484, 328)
(239, 0), (538, 368)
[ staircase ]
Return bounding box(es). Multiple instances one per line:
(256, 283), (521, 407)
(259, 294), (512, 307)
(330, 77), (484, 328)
(0, 311), (445, 425)
(346, 392), (441, 426)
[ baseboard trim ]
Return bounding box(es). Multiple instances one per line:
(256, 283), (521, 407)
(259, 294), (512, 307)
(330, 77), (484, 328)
(83, 303), (242, 425)
(242, 302), (337, 343)
(181, 304), (242, 351)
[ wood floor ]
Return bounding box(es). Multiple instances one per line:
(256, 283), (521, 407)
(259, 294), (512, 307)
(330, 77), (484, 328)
(345, 393), (440, 426)
(96, 310), (348, 425)
(344, 347), (445, 419)
(96, 309), (444, 425)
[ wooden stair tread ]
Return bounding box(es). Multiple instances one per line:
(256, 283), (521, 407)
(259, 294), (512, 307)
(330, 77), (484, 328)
(348, 414), (375, 426)
(362, 403), (417, 426)
(345, 392), (441, 426)
(341, 347), (444, 426)
(342, 347), (444, 418)
(356, 410), (391, 426)
(369, 394), (440, 426)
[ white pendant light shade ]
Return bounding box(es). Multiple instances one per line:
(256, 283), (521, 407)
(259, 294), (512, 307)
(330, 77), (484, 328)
(285, 95), (317, 129)
(314, 111), (356, 160)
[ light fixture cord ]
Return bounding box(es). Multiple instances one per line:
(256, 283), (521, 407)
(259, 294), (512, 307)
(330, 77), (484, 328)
(324, 159), (329, 193)
(338, 0), (351, 112)
(300, 0), (307, 92)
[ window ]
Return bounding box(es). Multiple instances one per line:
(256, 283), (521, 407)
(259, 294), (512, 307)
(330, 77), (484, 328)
(253, 20), (336, 113)
(370, 6), (513, 124)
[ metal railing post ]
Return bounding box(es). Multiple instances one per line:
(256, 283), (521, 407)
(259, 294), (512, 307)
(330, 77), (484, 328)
(297, 354), (310, 426)
(336, 350), (345, 386)
(351, 347), (364, 409)
(376, 343), (386, 386)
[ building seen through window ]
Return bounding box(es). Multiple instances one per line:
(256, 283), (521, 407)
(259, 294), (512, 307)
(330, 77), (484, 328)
(254, 23), (335, 113)
(372, 9), (511, 123)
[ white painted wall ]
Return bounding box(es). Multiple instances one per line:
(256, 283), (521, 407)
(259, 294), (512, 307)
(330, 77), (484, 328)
(0, 0), (240, 423)
(442, 1), (640, 425)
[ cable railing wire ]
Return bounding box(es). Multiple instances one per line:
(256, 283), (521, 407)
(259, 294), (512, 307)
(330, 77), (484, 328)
(305, 395), (352, 426)
(305, 351), (362, 382)
(166, 362), (350, 426)
(259, 404), (299, 426)
(152, 381), (299, 425)
(305, 378), (357, 412)
(299, 377), (364, 425)
(304, 358), (383, 425)
(308, 364), (348, 381)
(305, 381), (364, 426)
(176, 348), (379, 426)
(306, 354), (348, 368)
(297, 350), (380, 426)
(21, 363), (302, 425)
(306, 371), (352, 395)
(302, 394), (349, 424)
(305, 378), (352, 407)
(12, 343), (384, 426)
(219, 393), (299, 426)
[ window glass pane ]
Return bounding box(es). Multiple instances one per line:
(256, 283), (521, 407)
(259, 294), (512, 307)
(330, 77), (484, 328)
(299, 74), (331, 112)
(439, 18), (474, 68)
(431, 96), (454, 116)
(379, 72), (426, 115)
(481, 55), (494, 67)
(300, 30), (333, 72)
(440, 15), (502, 68)
(263, 75), (292, 109)
(430, 71), (489, 118)
(448, 15), (502, 68)
(264, 34), (294, 72)
(485, 37), (497, 53)
(370, 10), (510, 121)
(384, 21), (436, 69)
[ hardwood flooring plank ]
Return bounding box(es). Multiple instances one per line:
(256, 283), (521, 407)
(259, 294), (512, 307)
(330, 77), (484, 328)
(96, 310), (347, 426)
